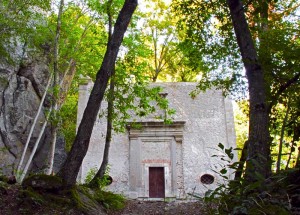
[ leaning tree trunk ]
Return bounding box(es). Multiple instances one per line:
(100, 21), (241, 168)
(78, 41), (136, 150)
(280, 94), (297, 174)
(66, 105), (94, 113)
(89, 0), (115, 188)
(227, 0), (271, 184)
(57, 0), (138, 187)
(19, 107), (52, 182)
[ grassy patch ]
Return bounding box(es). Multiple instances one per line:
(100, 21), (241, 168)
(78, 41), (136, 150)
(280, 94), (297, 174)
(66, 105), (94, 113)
(93, 189), (126, 211)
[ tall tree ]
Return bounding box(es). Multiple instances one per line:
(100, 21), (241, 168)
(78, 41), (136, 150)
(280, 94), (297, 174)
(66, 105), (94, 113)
(139, 0), (188, 82)
(57, 0), (138, 187)
(89, 0), (115, 187)
(45, 0), (65, 176)
(226, 0), (271, 183)
(173, 0), (300, 182)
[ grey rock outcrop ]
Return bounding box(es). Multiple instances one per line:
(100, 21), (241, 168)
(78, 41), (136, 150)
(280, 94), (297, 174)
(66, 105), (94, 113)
(0, 45), (60, 176)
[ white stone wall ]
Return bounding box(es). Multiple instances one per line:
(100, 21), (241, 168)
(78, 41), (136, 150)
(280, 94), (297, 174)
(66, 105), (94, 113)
(77, 81), (236, 199)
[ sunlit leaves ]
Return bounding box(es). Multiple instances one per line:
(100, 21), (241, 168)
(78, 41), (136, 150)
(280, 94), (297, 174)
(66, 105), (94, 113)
(172, 0), (244, 97)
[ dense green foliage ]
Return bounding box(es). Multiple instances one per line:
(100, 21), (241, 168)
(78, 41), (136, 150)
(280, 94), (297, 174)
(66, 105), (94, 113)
(59, 95), (78, 151)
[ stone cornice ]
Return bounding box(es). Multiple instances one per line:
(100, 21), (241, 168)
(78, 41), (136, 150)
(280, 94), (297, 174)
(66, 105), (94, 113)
(127, 121), (185, 142)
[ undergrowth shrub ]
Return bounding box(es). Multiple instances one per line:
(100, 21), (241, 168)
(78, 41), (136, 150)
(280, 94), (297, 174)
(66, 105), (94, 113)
(84, 167), (98, 184)
(83, 167), (125, 211)
(84, 166), (111, 190)
(201, 143), (292, 215)
(94, 190), (126, 211)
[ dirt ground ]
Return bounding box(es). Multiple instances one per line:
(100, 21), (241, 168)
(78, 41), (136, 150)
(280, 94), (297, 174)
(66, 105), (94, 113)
(109, 200), (212, 215)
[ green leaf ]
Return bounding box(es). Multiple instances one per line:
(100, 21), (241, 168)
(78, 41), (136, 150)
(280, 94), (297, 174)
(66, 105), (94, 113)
(220, 168), (227, 175)
(218, 143), (224, 150)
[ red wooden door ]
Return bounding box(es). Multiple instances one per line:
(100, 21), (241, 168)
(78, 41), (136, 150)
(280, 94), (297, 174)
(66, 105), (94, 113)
(149, 167), (165, 198)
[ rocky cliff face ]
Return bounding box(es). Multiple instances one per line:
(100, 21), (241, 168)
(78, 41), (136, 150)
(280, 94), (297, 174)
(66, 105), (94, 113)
(0, 46), (59, 176)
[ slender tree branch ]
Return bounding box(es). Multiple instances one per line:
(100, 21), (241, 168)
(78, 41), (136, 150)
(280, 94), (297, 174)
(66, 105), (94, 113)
(269, 72), (300, 111)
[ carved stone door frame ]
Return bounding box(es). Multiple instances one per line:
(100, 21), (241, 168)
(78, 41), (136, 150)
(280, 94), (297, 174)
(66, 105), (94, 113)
(127, 121), (185, 199)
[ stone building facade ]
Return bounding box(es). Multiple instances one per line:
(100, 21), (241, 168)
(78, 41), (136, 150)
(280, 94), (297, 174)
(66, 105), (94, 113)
(77, 79), (236, 199)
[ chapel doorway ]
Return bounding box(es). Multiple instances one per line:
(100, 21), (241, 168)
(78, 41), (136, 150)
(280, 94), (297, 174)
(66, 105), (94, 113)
(149, 167), (165, 198)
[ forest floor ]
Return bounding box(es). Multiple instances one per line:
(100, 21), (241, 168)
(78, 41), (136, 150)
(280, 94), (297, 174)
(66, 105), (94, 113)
(0, 184), (213, 215)
(2, 183), (300, 215)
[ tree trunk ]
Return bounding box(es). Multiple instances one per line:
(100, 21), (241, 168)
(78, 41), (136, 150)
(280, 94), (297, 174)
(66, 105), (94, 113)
(46, 122), (57, 175)
(45, 0), (64, 175)
(227, 0), (271, 184)
(285, 137), (296, 170)
(19, 108), (52, 182)
(89, 0), (115, 188)
(276, 101), (290, 173)
(57, 0), (138, 187)
(296, 147), (300, 168)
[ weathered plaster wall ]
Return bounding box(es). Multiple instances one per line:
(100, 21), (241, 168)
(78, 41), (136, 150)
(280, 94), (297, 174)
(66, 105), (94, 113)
(77, 81), (236, 198)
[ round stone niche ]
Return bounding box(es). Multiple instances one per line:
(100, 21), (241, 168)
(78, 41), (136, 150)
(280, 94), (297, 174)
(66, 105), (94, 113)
(200, 174), (215, 184)
(104, 175), (113, 185)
